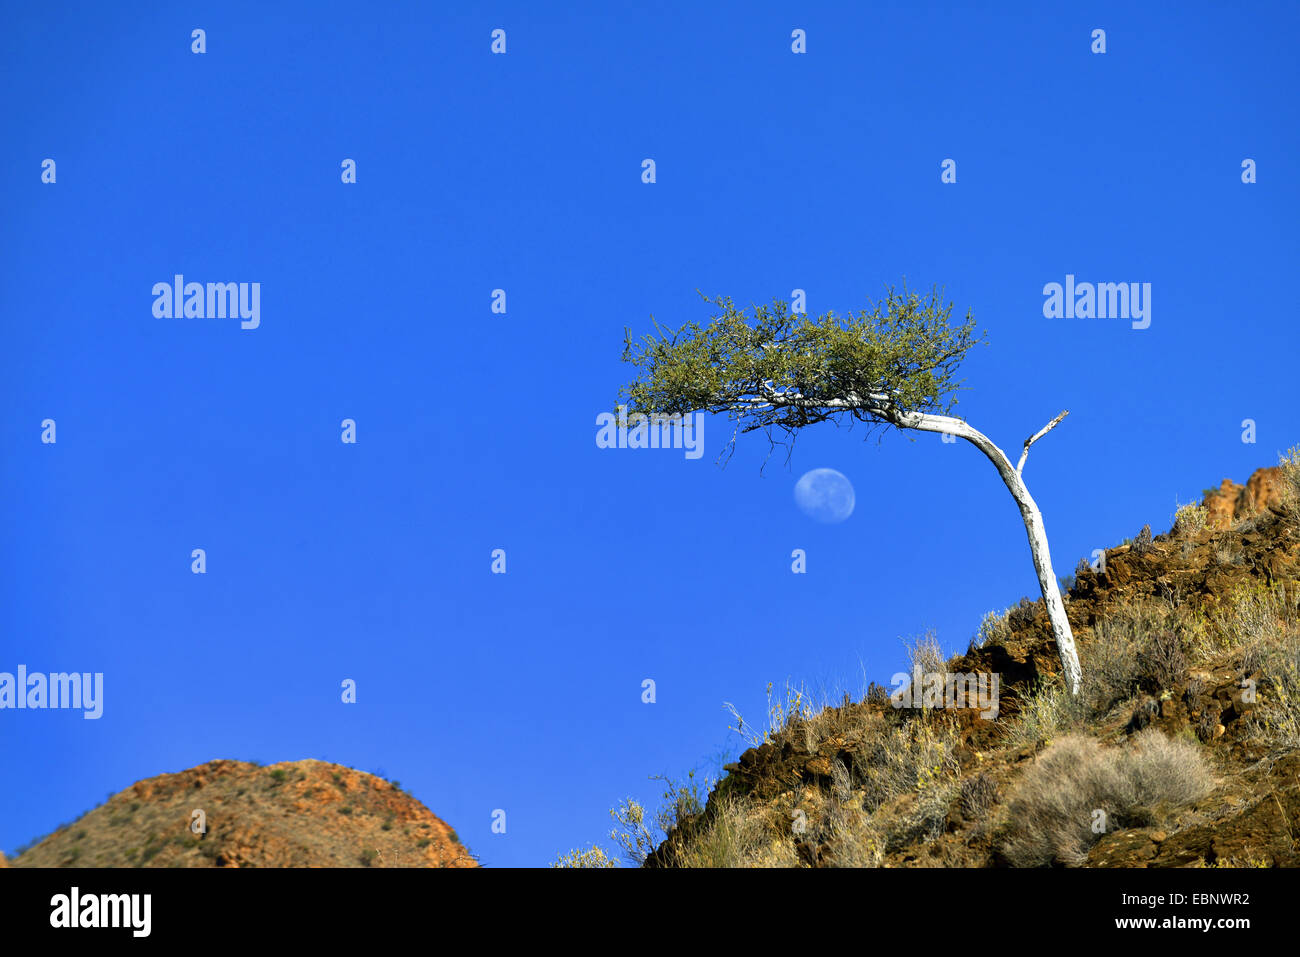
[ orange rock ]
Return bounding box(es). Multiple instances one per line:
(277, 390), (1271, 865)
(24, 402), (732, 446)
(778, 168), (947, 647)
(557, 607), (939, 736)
(1243, 467), (1285, 515)
(1202, 467), (1284, 529)
(1203, 479), (1242, 530)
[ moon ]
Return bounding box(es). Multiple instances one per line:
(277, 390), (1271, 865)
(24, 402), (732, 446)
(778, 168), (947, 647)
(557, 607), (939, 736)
(793, 468), (856, 523)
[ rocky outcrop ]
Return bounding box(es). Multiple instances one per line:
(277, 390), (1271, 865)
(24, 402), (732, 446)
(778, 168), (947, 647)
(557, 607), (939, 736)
(1203, 466), (1286, 529)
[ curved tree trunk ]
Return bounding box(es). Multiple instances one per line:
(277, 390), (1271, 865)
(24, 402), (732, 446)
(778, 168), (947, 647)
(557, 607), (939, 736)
(887, 408), (1083, 695)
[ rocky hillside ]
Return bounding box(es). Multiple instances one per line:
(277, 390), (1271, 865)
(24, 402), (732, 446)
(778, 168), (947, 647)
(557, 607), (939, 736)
(9, 759), (476, 868)
(638, 460), (1300, 868)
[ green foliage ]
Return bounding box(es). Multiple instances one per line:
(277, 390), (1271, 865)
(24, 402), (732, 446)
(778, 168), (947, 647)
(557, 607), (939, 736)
(618, 284), (983, 455)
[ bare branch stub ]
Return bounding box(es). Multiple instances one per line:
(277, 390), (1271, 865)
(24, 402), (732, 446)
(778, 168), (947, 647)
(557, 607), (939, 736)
(1017, 409), (1070, 475)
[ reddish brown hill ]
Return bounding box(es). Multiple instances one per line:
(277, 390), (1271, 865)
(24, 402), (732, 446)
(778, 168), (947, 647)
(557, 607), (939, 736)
(10, 759), (476, 868)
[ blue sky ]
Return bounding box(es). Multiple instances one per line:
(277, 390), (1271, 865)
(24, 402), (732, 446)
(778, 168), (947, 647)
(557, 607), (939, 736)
(1, 2), (1297, 867)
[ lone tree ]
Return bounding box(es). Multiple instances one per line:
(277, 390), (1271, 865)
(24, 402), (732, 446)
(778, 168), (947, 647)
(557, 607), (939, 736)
(618, 286), (1083, 695)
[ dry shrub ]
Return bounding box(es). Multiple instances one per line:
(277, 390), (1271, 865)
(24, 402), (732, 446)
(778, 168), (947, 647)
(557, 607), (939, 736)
(970, 608), (1012, 653)
(799, 710), (963, 866)
(609, 772), (709, 865)
(1212, 545), (1244, 568)
(865, 681), (890, 705)
(1215, 582), (1300, 749)
(960, 772), (1000, 821)
(903, 631), (947, 680)
(551, 845), (618, 868)
(1212, 582), (1300, 667)
(1173, 502), (1209, 538)
(1007, 597), (1041, 631)
(819, 801), (886, 867)
(1195, 704), (1223, 744)
(1000, 731), (1213, 867)
(1121, 730), (1214, 806)
(1280, 446), (1300, 510)
(890, 777), (959, 851)
(1183, 674), (1207, 713)
(1136, 629), (1189, 691)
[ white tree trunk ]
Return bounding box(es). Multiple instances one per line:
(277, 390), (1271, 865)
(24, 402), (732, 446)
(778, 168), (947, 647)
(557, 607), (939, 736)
(887, 408), (1083, 696)
(738, 388), (1084, 695)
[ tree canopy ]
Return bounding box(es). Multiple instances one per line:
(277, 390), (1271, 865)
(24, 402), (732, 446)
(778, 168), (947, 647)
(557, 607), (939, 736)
(619, 285), (984, 457)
